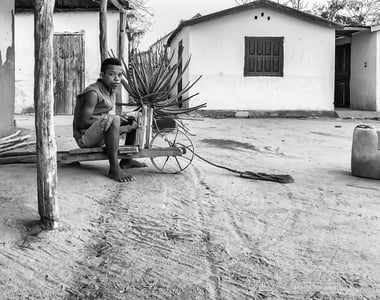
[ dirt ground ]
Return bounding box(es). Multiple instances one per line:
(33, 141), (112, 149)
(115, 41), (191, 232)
(1, 114), (379, 300)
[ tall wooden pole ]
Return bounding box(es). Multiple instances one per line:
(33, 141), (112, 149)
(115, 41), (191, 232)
(99, 0), (108, 62)
(118, 10), (127, 61)
(116, 9), (127, 115)
(34, 0), (59, 229)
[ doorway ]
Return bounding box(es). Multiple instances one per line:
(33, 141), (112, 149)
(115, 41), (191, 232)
(53, 32), (85, 115)
(334, 43), (351, 108)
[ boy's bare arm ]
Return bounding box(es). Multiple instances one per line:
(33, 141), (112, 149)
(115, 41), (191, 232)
(77, 91), (98, 129)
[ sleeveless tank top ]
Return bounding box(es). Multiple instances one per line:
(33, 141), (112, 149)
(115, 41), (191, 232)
(73, 79), (115, 140)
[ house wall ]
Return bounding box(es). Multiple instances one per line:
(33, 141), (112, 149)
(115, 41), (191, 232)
(376, 31), (380, 111)
(0, 1), (15, 137)
(350, 32), (377, 110)
(170, 7), (336, 112)
(170, 27), (190, 100)
(15, 11), (120, 113)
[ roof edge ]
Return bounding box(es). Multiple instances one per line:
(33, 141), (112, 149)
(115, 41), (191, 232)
(371, 24), (380, 32)
(167, 0), (343, 45)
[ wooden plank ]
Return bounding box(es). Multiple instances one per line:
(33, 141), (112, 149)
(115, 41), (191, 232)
(118, 146), (139, 154)
(0, 149), (36, 157)
(0, 155), (37, 164)
(58, 147), (183, 163)
(68, 147), (105, 154)
(0, 147), (183, 165)
(68, 146), (138, 154)
(34, 0), (59, 229)
(130, 147), (183, 159)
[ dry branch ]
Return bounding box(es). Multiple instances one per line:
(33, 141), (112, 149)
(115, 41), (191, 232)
(0, 141), (36, 154)
(0, 135), (31, 146)
(0, 130), (21, 142)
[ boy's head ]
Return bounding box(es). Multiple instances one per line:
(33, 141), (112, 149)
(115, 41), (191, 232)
(100, 58), (122, 73)
(99, 58), (123, 90)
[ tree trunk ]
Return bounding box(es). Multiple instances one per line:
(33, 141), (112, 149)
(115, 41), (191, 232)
(34, 0), (59, 229)
(99, 0), (108, 62)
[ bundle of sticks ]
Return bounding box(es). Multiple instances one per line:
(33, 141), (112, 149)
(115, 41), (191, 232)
(0, 131), (35, 154)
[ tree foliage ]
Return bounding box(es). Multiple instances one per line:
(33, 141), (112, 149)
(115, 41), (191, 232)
(94, 0), (153, 46)
(312, 0), (380, 25)
(125, 0), (153, 46)
(233, 0), (380, 25)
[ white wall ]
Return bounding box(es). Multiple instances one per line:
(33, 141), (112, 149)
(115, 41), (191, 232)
(15, 11), (120, 113)
(171, 7), (336, 111)
(170, 27), (190, 105)
(350, 32), (377, 111)
(376, 31), (380, 111)
(0, 0), (15, 136)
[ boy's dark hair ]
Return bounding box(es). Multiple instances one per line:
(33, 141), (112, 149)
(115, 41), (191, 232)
(101, 58), (122, 73)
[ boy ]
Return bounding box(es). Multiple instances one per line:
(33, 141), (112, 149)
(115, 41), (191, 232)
(73, 58), (146, 182)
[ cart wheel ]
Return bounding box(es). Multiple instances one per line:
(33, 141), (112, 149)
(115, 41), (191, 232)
(149, 129), (194, 174)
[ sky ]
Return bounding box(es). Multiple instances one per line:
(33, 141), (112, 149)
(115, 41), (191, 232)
(139, 0), (328, 50)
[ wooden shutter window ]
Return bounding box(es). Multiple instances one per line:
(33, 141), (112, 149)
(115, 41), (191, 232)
(244, 37), (284, 77)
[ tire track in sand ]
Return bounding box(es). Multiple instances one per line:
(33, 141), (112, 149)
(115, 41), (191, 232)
(70, 169), (220, 299)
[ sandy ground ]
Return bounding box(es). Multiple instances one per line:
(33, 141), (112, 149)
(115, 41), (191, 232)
(0, 115), (380, 299)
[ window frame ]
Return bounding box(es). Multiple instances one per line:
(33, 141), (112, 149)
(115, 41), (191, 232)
(244, 36), (284, 77)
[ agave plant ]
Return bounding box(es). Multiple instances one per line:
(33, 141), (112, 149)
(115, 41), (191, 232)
(119, 48), (206, 121)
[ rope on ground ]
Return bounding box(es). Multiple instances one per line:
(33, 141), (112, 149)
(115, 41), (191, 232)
(192, 151), (294, 184)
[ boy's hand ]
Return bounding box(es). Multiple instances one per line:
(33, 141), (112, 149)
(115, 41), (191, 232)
(120, 115), (136, 125)
(130, 120), (138, 130)
(120, 120), (138, 134)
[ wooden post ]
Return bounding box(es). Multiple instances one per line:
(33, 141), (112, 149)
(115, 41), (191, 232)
(118, 10), (127, 62)
(116, 10), (127, 115)
(99, 0), (107, 62)
(137, 105), (147, 150)
(145, 106), (153, 149)
(136, 105), (153, 149)
(34, 0), (59, 229)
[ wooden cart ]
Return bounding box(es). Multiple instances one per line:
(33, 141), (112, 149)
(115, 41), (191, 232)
(0, 106), (195, 174)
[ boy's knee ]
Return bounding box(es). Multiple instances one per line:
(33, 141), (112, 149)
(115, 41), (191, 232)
(112, 115), (120, 125)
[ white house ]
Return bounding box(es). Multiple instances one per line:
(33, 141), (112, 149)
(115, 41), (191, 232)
(15, 0), (128, 115)
(0, 0), (15, 137)
(346, 25), (380, 111)
(165, 0), (343, 117)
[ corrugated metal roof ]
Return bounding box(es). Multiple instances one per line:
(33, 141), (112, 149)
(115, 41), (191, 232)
(15, 0), (130, 12)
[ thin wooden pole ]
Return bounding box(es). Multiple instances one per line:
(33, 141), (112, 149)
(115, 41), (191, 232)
(118, 10), (127, 61)
(34, 0), (59, 229)
(99, 0), (108, 62)
(116, 9), (127, 115)
(145, 106), (153, 149)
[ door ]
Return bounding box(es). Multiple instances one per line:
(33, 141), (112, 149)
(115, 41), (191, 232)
(334, 44), (351, 108)
(53, 33), (85, 115)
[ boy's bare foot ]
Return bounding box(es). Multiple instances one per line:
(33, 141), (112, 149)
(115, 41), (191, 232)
(108, 169), (135, 182)
(119, 159), (147, 169)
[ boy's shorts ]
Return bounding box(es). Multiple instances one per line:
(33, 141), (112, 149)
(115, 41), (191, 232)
(75, 116), (110, 148)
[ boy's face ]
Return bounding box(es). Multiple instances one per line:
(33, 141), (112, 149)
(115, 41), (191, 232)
(100, 64), (123, 90)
